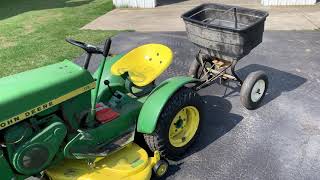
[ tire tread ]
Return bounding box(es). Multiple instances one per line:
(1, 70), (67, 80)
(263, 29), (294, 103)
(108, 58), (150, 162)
(143, 87), (202, 160)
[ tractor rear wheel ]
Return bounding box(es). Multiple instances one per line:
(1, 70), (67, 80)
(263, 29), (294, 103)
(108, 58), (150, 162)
(144, 87), (203, 160)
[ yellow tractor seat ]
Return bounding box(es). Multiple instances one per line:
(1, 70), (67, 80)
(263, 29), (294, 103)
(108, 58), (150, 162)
(111, 44), (173, 87)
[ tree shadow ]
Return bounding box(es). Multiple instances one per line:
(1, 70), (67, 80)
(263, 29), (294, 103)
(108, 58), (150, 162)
(219, 64), (307, 107)
(156, 0), (188, 6)
(158, 95), (243, 179)
(0, 0), (93, 21)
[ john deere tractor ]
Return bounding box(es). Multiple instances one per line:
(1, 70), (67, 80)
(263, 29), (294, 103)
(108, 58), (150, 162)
(0, 38), (203, 180)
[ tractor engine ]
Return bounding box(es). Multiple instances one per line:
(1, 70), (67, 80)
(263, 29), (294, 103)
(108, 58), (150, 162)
(1, 114), (67, 175)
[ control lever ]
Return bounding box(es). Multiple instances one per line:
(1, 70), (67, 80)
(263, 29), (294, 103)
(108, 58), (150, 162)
(83, 53), (92, 69)
(104, 80), (121, 99)
(103, 38), (112, 57)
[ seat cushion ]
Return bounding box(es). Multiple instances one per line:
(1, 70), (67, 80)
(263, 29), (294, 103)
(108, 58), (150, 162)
(110, 44), (173, 87)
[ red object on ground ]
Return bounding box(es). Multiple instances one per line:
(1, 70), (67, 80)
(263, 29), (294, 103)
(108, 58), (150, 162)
(96, 103), (119, 123)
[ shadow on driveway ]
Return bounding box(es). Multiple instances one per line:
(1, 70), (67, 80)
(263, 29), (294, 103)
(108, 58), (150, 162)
(160, 64), (306, 179)
(190, 95), (243, 153)
(219, 64), (307, 108)
(159, 95), (243, 179)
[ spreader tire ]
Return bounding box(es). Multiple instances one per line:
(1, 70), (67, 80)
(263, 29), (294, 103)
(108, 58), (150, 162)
(188, 54), (212, 79)
(144, 87), (203, 160)
(188, 58), (200, 78)
(240, 71), (268, 110)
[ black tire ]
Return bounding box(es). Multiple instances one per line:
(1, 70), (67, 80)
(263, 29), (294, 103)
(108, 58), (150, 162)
(153, 160), (169, 178)
(240, 71), (268, 110)
(188, 58), (201, 78)
(144, 87), (203, 160)
(188, 54), (213, 79)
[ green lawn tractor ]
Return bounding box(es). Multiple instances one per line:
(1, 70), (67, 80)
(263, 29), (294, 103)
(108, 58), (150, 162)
(0, 38), (203, 180)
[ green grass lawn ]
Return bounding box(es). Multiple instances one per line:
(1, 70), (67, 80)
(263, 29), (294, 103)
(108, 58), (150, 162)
(0, 0), (118, 77)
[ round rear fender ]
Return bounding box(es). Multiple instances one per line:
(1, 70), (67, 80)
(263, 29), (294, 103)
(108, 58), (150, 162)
(137, 76), (199, 134)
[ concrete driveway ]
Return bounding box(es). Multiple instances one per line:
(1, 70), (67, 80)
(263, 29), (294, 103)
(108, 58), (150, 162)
(82, 1), (320, 31)
(76, 30), (320, 179)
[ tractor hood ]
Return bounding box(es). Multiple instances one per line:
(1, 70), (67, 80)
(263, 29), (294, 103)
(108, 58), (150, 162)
(0, 60), (95, 130)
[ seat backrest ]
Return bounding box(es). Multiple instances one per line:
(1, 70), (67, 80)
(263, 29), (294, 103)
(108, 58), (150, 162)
(111, 44), (173, 87)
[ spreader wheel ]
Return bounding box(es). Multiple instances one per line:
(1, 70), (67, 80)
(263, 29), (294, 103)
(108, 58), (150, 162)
(144, 87), (203, 160)
(240, 71), (268, 110)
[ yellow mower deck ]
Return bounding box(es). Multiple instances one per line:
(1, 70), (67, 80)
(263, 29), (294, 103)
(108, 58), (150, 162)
(45, 143), (160, 180)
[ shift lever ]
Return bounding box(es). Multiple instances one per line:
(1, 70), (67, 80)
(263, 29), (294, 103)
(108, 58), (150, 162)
(104, 80), (121, 98)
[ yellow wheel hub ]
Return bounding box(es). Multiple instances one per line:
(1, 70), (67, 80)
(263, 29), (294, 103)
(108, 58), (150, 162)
(169, 106), (200, 148)
(155, 162), (168, 177)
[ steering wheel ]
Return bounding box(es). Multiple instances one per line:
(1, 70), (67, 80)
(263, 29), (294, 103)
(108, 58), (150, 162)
(66, 38), (103, 54)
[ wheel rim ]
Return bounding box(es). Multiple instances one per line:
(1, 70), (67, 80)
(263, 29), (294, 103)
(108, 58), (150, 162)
(169, 106), (200, 148)
(156, 163), (168, 177)
(250, 79), (266, 102)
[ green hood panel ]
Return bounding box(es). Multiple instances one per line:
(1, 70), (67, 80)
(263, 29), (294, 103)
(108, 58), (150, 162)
(0, 60), (95, 128)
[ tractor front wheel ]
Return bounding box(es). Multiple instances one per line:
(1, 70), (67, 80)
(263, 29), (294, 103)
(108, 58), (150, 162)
(144, 87), (203, 160)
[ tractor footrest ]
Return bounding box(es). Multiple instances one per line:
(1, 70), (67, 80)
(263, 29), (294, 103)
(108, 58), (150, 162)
(96, 103), (119, 124)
